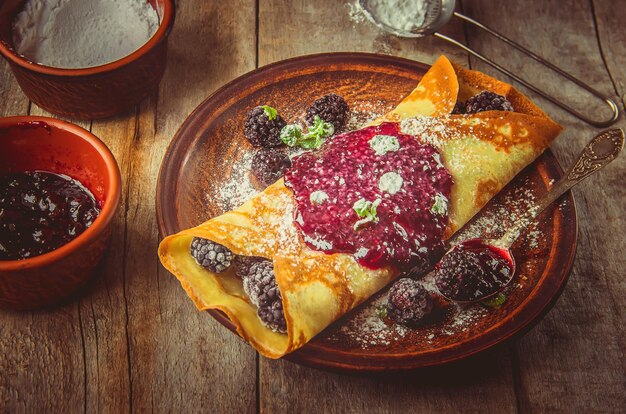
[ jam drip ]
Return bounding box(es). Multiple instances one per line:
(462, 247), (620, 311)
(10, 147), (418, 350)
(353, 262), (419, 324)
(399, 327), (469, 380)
(0, 171), (101, 260)
(284, 122), (452, 270)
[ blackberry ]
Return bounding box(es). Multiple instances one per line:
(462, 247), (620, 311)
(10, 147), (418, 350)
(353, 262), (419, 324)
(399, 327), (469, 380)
(434, 241), (513, 302)
(244, 105), (287, 147)
(242, 260), (287, 333)
(386, 278), (433, 326)
(232, 255), (265, 278)
(465, 91), (514, 114)
(258, 299), (287, 333)
(251, 148), (292, 187)
(242, 260), (281, 307)
(451, 101), (466, 115)
(305, 94), (349, 132)
(190, 237), (233, 273)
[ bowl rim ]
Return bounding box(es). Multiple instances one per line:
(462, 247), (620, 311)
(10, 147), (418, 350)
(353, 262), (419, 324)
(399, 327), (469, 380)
(0, 116), (122, 270)
(0, 0), (175, 76)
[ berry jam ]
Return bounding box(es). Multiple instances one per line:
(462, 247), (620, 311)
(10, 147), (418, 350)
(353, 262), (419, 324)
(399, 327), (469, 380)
(283, 122), (452, 270)
(0, 171), (101, 260)
(434, 239), (514, 302)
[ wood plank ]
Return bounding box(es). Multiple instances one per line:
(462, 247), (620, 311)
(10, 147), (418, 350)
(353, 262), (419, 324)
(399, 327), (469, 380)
(258, 1), (518, 413)
(462, 0), (626, 412)
(258, 0), (468, 66)
(591, 0), (626, 112)
(28, 103), (91, 130)
(0, 56), (88, 414)
(84, 1), (259, 412)
(261, 347), (517, 414)
(0, 60), (29, 116)
(0, 307), (87, 413)
(591, 0), (626, 355)
(1, 1), (259, 412)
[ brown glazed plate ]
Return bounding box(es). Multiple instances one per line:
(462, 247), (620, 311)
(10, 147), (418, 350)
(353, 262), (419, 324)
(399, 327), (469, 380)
(156, 53), (577, 372)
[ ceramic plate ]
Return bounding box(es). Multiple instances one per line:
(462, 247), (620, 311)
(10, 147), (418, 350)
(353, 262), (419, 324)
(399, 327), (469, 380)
(156, 53), (577, 372)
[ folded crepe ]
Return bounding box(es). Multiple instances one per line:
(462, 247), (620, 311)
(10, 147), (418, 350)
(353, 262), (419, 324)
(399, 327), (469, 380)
(158, 55), (562, 358)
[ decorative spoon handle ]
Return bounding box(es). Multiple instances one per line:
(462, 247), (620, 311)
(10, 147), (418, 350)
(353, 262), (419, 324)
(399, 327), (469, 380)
(498, 129), (624, 247)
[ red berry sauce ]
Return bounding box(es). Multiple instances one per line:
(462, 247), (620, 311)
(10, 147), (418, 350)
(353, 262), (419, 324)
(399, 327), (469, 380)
(284, 122), (452, 270)
(434, 239), (514, 302)
(0, 171), (101, 260)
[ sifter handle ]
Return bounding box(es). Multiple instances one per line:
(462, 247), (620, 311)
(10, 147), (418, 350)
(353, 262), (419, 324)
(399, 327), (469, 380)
(434, 12), (620, 128)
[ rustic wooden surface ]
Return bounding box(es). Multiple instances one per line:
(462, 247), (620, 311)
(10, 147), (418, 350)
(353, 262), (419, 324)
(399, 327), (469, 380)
(0, 0), (624, 412)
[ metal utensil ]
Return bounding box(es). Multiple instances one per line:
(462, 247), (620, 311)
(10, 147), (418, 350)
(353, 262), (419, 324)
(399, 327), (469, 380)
(437, 128), (624, 303)
(358, 0), (621, 128)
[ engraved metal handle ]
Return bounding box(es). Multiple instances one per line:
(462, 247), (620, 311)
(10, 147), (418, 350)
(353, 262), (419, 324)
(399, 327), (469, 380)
(434, 12), (621, 128)
(498, 129), (624, 247)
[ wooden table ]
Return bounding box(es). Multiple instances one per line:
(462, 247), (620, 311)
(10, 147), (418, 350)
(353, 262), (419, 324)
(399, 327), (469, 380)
(1, 1), (624, 412)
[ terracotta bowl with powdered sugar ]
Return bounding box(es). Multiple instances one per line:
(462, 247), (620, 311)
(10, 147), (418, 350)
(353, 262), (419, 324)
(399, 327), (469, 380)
(156, 53), (578, 372)
(0, 0), (175, 119)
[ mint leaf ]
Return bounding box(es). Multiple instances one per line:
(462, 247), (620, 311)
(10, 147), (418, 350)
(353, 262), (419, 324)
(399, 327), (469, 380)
(353, 198), (381, 230)
(280, 117), (334, 150)
(430, 193), (448, 215)
(309, 115), (334, 138)
(280, 124), (304, 147)
(299, 134), (323, 149)
(376, 305), (388, 319)
(353, 198), (370, 217)
(483, 293), (507, 308)
(262, 105), (278, 121)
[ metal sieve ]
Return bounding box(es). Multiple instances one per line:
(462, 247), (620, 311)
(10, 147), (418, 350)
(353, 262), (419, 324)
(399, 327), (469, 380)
(358, 0), (620, 127)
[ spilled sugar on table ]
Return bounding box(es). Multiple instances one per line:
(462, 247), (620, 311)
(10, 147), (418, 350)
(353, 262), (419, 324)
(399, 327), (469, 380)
(0, 1), (624, 413)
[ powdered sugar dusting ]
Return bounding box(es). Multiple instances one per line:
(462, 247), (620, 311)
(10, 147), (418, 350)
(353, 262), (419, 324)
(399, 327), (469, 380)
(347, 1), (367, 25)
(330, 272), (489, 348)
(335, 294), (408, 347)
(453, 176), (542, 248)
(214, 150), (259, 211)
(211, 101), (386, 212)
(347, 0), (432, 34)
(346, 101), (386, 131)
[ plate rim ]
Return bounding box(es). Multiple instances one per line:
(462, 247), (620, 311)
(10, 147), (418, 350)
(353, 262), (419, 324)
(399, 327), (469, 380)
(156, 52), (578, 372)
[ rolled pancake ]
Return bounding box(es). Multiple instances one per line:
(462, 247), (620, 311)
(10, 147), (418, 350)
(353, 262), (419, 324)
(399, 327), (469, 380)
(158, 55), (562, 358)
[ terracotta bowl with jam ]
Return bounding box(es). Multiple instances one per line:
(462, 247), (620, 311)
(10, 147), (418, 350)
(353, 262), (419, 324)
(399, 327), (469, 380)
(0, 116), (121, 310)
(0, 0), (175, 119)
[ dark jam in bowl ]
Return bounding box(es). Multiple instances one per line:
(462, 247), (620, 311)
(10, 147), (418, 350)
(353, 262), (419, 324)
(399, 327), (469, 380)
(284, 122), (452, 270)
(0, 171), (101, 261)
(434, 239), (514, 302)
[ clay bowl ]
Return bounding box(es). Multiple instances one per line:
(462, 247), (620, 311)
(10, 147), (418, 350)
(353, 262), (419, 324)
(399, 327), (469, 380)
(157, 53), (577, 372)
(0, 116), (121, 310)
(0, 0), (175, 119)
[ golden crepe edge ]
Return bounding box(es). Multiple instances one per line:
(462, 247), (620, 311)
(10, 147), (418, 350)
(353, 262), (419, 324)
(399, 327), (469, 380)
(158, 55), (563, 359)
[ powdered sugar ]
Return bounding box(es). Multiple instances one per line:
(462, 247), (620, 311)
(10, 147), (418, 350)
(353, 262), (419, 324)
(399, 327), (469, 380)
(349, 0), (432, 34)
(212, 102), (386, 212)
(335, 294), (408, 347)
(13, 0), (159, 68)
(330, 272), (490, 349)
(400, 116), (457, 147)
(346, 101), (386, 131)
(215, 151), (259, 211)
(452, 177), (541, 246)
